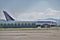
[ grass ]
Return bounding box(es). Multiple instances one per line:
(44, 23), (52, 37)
(0, 27), (60, 31)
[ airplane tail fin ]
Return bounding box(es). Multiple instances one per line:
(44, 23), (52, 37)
(3, 10), (15, 21)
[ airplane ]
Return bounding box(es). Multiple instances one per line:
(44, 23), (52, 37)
(0, 10), (57, 28)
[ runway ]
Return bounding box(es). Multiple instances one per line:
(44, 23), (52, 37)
(0, 30), (60, 40)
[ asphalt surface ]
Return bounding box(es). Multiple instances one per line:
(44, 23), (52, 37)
(0, 30), (60, 40)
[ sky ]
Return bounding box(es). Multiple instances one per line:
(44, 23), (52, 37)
(0, 0), (60, 21)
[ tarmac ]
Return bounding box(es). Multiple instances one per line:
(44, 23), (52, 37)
(0, 30), (60, 40)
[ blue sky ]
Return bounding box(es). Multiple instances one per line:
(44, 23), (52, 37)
(0, 0), (60, 21)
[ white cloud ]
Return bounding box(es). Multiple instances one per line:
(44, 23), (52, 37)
(15, 12), (46, 21)
(44, 8), (60, 19)
(13, 8), (60, 21)
(0, 8), (60, 21)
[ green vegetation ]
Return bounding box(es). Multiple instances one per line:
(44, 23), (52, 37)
(0, 27), (60, 31)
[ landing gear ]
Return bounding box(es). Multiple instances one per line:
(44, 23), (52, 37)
(36, 24), (51, 28)
(41, 24), (50, 28)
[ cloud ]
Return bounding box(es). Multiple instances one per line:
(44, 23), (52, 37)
(0, 8), (60, 21)
(15, 12), (45, 21)
(13, 8), (60, 21)
(44, 8), (60, 19)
